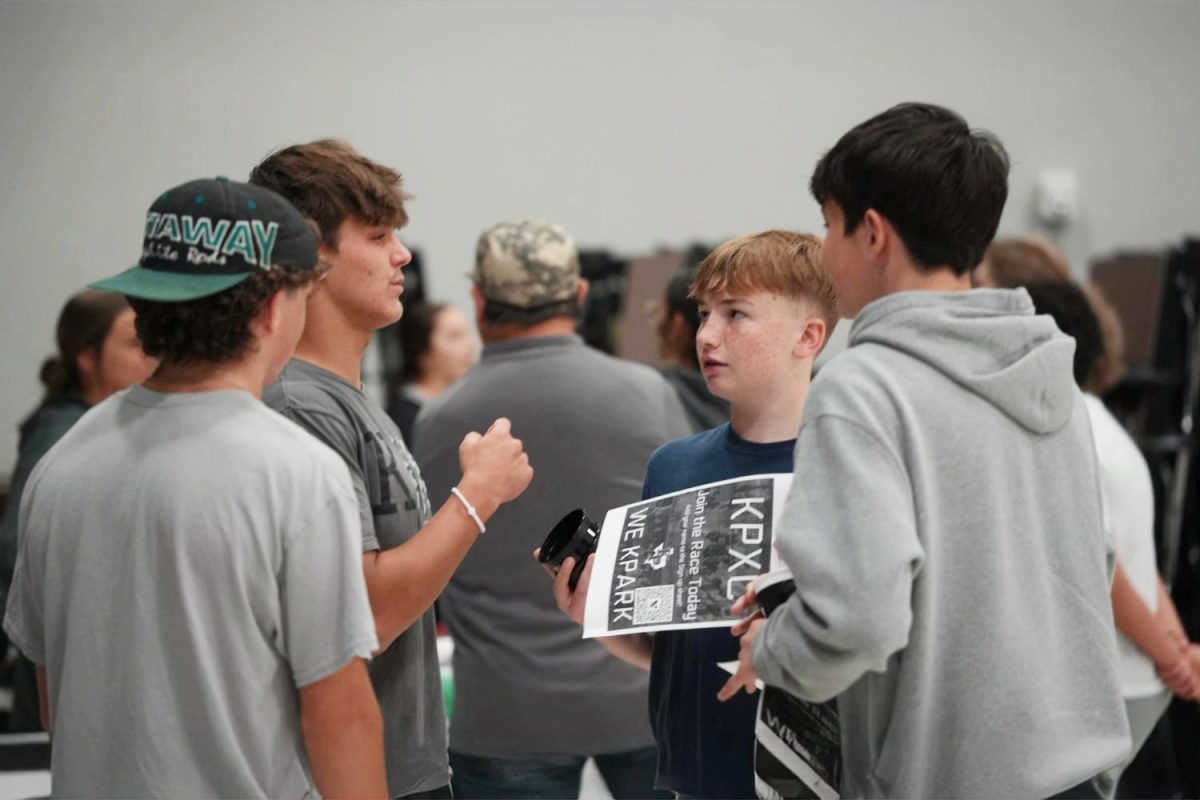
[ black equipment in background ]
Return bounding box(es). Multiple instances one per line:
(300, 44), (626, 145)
(374, 248), (426, 416)
(1092, 237), (1200, 798)
(577, 250), (628, 354)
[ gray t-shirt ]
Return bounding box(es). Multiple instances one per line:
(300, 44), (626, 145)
(415, 335), (693, 757)
(265, 359), (448, 797)
(3, 386), (377, 799)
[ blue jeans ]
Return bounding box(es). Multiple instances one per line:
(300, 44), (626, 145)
(449, 746), (668, 799)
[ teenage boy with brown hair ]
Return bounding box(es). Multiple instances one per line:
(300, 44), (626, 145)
(548, 230), (836, 798)
(251, 140), (533, 799)
(723, 103), (1130, 798)
(5, 178), (386, 798)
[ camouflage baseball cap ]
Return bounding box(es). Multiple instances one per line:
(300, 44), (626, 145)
(472, 221), (580, 309)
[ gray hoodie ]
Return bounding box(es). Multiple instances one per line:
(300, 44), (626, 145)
(752, 289), (1130, 798)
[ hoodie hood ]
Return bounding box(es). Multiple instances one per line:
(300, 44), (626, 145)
(849, 289), (1077, 434)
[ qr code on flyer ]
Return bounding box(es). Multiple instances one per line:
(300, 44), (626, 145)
(633, 585), (675, 625)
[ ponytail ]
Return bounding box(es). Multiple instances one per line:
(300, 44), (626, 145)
(38, 356), (71, 401)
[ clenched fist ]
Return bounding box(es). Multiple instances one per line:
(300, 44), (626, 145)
(457, 417), (534, 516)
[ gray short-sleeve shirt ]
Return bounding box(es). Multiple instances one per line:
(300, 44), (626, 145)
(265, 359), (448, 797)
(3, 386), (377, 799)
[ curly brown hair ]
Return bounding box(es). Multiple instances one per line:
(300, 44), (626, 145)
(128, 269), (315, 364)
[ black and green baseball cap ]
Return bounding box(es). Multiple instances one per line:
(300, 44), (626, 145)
(90, 177), (318, 302)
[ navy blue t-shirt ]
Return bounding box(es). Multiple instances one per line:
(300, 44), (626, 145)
(643, 423), (795, 799)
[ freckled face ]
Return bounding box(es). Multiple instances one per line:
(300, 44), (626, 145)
(694, 290), (808, 404)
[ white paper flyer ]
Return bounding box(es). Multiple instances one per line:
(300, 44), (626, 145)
(582, 473), (793, 638)
(754, 688), (841, 800)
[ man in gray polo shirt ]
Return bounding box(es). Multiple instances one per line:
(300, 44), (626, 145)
(415, 221), (691, 799)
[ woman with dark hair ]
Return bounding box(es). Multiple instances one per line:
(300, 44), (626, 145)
(1025, 280), (1200, 797)
(388, 302), (477, 446)
(0, 288), (156, 730)
(974, 237), (1127, 394)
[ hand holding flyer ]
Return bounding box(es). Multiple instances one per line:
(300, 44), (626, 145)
(716, 615), (767, 702)
(581, 474), (793, 638)
(741, 567), (842, 800)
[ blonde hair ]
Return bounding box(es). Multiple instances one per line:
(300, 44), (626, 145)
(690, 230), (837, 337)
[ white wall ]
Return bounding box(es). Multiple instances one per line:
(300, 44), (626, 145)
(1, 0), (1199, 471)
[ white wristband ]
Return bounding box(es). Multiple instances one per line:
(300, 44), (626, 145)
(451, 487), (486, 534)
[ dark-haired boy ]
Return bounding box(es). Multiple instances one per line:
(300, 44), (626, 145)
(251, 140), (533, 799)
(4, 178), (387, 797)
(723, 103), (1131, 797)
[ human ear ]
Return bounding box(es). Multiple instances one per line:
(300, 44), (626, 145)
(76, 347), (99, 386)
(794, 317), (828, 360)
(315, 240), (337, 270)
(576, 278), (590, 306)
(315, 219), (342, 263)
(862, 210), (888, 259)
(252, 289), (287, 338)
(314, 256), (332, 284)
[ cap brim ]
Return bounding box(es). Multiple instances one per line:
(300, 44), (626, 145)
(89, 266), (253, 302)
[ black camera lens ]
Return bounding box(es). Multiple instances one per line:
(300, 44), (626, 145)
(538, 509), (600, 591)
